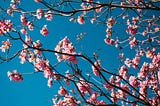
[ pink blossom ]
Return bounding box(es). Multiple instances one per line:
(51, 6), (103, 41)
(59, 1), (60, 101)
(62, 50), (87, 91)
(0, 20), (12, 35)
(98, 100), (106, 105)
(117, 83), (130, 98)
(34, 0), (40, 2)
(5, 37), (11, 46)
(139, 81), (148, 99)
(124, 58), (132, 67)
(129, 37), (138, 48)
(40, 25), (49, 36)
(111, 92), (118, 102)
(119, 53), (124, 60)
(20, 15), (28, 26)
(129, 76), (139, 87)
(155, 27), (159, 32)
(95, 7), (102, 13)
(33, 40), (42, 56)
(92, 60), (102, 76)
(7, 8), (13, 15)
(90, 92), (98, 101)
(34, 58), (46, 71)
(121, 1), (126, 6)
(127, 19), (130, 25)
(58, 87), (68, 96)
(138, 62), (149, 79)
(95, 2), (102, 13)
(36, 8), (44, 19)
(77, 16), (85, 24)
(68, 55), (78, 64)
(146, 48), (156, 58)
(25, 35), (32, 45)
(55, 37), (78, 64)
(55, 95), (78, 106)
(137, 9), (142, 12)
(104, 38), (114, 45)
(105, 75), (115, 90)
(44, 67), (53, 78)
(106, 28), (112, 37)
(20, 28), (27, 34)
(87, 92), (99, 103)
(132, 17), (139, 24)
(142, 30), (147, 36)
(127, 25), (137, 35)
(45, 11), (53, 21)
(7, 70), (23, 82)
(122, 14), (128, 19)
(28, 22), (34, 30)
(152, 53), (160, 69)
(47, 78), (53, 88)
(131, 55), (140, 69)
(19, 50), (27, 64)
(0, 39), (12, 52)
(65, 71), (72, 79)
(119, 65), (128, 79)
(77, 78), (92, 94)
(107, 17), (115, 28)
(33, 40), (42, 48)
(28, 52), (35, 62)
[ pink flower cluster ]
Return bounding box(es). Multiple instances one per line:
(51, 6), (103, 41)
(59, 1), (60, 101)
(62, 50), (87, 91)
(19, 49), (27, 64)
(34, 58), (55, 87)
(95, 2), (102, 13)
(40, 25), (49, 36)
(77, 78), (92, 94)
(7, 0), (20, 15)
(104, 38), (115, 45)
(20, 15), (34, 30)
(19, 37), (42, 64)
(54, 94), (79, 106)
(58, 86), (68, 96)
(106, 28), (112, 37)
(126, 25), (138, 35)
(138, 62), (149, 79)
(117, 83), (130, 98)
(20, 15), (28, 26)
(152, 53), (160, 69)
(125, 55), (140, 69)
(7, 70), (23, 82)
(45, 11), (53, 21)
(21, 28), (27, 34)
(129, 37), (138, 48)
(36, 8), (44, 19)
(87, 92), (106, 105)
(107, 17), (115, 28)
(129, 76), (139, 87)
(34, 0), (40, 2)
(131, 55), (140, 69)
(0, 20), (12, 35)
(55, 37), (78, 64)
(104, 17), (115, 45)
(77, 16), (85, 24)
(0, 39), (12, 52)
(146, 48), (155, 59)
(110, 84), (130, 102)
(119, 65), (128, 79)
(105, 75), (115, 90)
(92, 60), (102, 76)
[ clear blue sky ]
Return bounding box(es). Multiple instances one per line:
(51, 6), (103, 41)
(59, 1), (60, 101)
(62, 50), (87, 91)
(0, 1), (157, 106)
(0, 1), (119, 106)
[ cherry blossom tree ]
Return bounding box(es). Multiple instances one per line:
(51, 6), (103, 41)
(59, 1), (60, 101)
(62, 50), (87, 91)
(0, 0), (160, 106)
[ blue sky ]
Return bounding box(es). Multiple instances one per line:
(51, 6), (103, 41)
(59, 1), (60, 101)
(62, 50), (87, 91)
(0, 1), (119, 106)
(0, 0), (158, 106)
